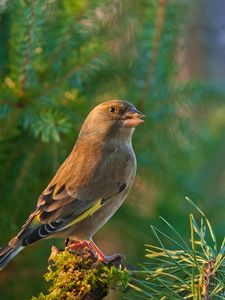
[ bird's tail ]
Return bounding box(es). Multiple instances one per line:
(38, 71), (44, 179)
(0, 243), (24, 270)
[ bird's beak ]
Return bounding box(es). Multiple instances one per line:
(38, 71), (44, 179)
(122, 107), (145, 128)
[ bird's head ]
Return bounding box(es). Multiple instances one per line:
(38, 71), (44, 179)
(79, 100), (145, 140)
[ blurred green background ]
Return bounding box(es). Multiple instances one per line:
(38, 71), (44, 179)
(0, 0), (225, 299)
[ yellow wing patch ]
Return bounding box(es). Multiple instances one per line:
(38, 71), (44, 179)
(30, 211), (42, 227)
(53, 184), (61, 197)
(64, 199), (103, 229)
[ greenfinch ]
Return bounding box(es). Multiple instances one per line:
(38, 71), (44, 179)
(0, 100), (144, 269)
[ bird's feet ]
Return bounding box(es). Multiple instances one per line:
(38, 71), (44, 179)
(66, 239), (124, 266)
(92, 253), (124, 268)
(89, 240), (124, 265)
(67, 240), (97, 259)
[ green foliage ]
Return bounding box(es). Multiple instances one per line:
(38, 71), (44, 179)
(132, 199), (225, 299)
(0, 0), (225, 299)
(24, 108), (72, 143)
(32, 249), (130, 300)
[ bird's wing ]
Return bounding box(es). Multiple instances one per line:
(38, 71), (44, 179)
(15, 181), (124, 247)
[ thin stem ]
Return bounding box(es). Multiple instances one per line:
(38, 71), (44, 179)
(201, 260), (215, 300)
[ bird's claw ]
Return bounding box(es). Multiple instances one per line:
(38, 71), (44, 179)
(92, 253), (125, 268)
(66, 240), (125, 268)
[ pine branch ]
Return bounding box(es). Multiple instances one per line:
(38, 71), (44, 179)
(138, 0), (168, 108)
(19, 0), (36, 97)
(132, 199), (225, 299)
(37, 52), (100, 99)
(46, 2), (89, 70)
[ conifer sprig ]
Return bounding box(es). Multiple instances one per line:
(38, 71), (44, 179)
(131, 198), (225, 299)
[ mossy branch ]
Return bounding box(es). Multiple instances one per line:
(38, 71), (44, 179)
(32, 245), (131, 300)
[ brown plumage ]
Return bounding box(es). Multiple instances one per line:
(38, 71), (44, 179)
(0, 100), (144, 269)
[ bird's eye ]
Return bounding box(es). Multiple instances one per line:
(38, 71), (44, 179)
(108, 106), (117, 113)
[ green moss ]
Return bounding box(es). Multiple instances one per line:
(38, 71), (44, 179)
(32, 248), (131, 300)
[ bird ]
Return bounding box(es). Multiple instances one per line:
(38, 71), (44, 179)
(0, 100), (144, 270)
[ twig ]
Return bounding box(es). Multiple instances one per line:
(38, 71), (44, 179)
(201, 260), (215, 300)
